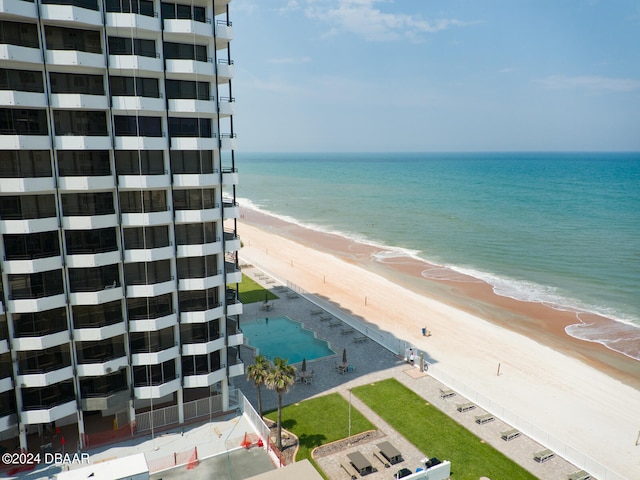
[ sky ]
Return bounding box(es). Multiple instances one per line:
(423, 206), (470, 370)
(229, 0), (640, 152)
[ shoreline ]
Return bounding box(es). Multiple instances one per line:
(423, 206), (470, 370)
(237, 206), (640, 390)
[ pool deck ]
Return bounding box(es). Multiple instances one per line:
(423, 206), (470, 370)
(237, 264), (589, 480)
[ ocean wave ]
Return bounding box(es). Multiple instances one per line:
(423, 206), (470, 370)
(565, 317), (640, 361)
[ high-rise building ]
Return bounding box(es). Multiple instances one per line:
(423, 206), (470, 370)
(0, 0), (242, 451)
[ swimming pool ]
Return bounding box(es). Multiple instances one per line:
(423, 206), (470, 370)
(242, 316), (335, 364)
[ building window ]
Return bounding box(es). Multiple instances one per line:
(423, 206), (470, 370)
(123, 225), (170, 249)
(72, 300), (123, 329)
(0, 21), (39, 48)
(0, 390), (16, 417)
(165, 79), (209, 100)
(68, 264), (120, 292)
(0, 68), (44, 93)
(45, 26), (102, 53)
(119, 190), (167, 213)
(161, 2), (205, 23)
(133, 360), (176, 386)
(21, 380), (75, 410)
(76, 336), (126, 363)
(0, 194), (57, 220)
(0, 151), (51, 178)
(170, 150), (213, 174)
(178, 287), (218, 312)
(50, 72), (104, 95)
(113, 115), (162, 137)
(80, 370), (128, 398)
(3, 231), (60, 260)
(175, 222), (217, 245)
(106, 0), (154, 17)
(110, 76), (160, 98)
(124, 259), (171, 285)
(108, 37), (157, 58)
(53, 110), (108, 136)
(41, 0), (99, 11)
(168, 117), (211, 138)
(180, 321), (219, 345)
(65, 227), (118, 254)
(127, 293), (173, 320)
(57, 150), (111, 176)
(0, 108), (48, 135)
(173, 189), (216, 210)
(115, 150), (164, 175)
(182, 351), (219, 376)
(61, 192), (114, 216)
(12, 307), (68, 337)
(8, 269), (64, 299)
(18, 345), (71, 374)
(163, 42), (207, 62)
(130, 326), (174, 353)
(177, 255), (218, 279)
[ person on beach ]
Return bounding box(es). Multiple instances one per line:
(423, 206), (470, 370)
(409, 349), (414, 366)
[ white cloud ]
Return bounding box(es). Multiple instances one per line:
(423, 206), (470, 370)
(303, 0), (471, 41)
(539, 75), (640, 92)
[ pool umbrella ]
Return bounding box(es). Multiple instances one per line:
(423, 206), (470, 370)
(301, 358), (307, 373)
(342, 348), (347, 365)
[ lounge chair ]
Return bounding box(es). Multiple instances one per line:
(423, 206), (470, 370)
(534, 449), (555, 463)
(501, 429), (521, 441)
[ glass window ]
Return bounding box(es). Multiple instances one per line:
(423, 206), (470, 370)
(50, 72), (104, 95)
(61, 192), (114, 216)
(0, 109), (48, 135)
(4, 231), (60, 260)
(170, 150), (213, 174)
(178, 288), (218, 312)
(57, 150), (111, 176)
(73, 301), (122, 329)
(110, 76), (160, 98)
(163, 42), (207, 61)
(127, 294), (173, 320)
(115, 150), (164, 174)
(0, 195), (56, 220)
(108, 37), (156, 58)
(114, 115), (162, 137)
(123, 225), (170, 249)
(173, 189), (216, 210)
(177, 255), (218, 279)
(119, 190), (167, 213)
(0, 151), (51, 178)
(68, 264), (120, 292)
(165, 79), (209, 100)
(168, 117), (211, 138)
(13, 307), (67, 337)
(53, 110), (108, 136)
(106, 0), (154, 16)
(0, 21), (39, 48)
(0, 68), (44, 93)
(9, 270), (64, 299)
(65, 228), (118, 254)
(175, 222), (217, 245)
(45, 26), (101, 53)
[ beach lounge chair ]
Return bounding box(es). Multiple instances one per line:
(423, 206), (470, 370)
(341, 328), (354, 335)
(311, 309), (323, 315)
(353, 336), (367, 343)
(474, 413), (495, 424)
(439, 388), (456, 399)
(500, 429), (521, 441)
(329, 320), (341, 327)
(567, 470), (591, 480)
(534, 449), (555, 463)
(456, 402), (476, 413)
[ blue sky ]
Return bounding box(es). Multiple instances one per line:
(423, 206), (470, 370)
(229, 0), (640, 152)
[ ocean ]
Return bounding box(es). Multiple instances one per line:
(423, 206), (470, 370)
(230, 152), (640, 359)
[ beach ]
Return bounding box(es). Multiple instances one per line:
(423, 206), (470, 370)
(233, 206), (640, 479)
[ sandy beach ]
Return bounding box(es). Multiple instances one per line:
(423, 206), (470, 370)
(233, 207), (640, 479)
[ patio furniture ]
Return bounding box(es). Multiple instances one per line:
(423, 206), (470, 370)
(568, 470), (591, 480)
(439, 388), (456, 399)
(456, 402), (476, 413)
(500, 429), (521, 441)
(475, 413), (495, 424)
(378, 441), (403, 465)
(353, 336), (367, 343)
(534, 449), (555, 463)
(347, 451), (373, 475)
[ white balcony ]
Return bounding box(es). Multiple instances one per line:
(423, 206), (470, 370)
(214, 22), (232, 43)
(168, 98), (215, 114)
(45, 50), (104, 69)
(221, 169), (238, 186)
(180, 305), (224, 324)
(182, 368), (225, 389)
(172, 173), (217, 188)
(0, 90), (46, 108)
(20, 400), (77, 424)
(181, 337), (224, 356)
(178, 273), (222, 291)
(0, 176), (55, 193)
(105, 12), (160, 31)
(76, 355), (128, 377)
(176, 241), (222, 258)
(220, 134), (237, 150)
(109, 55), (162, 74)
(0, 217), (58, 235)
(228, 362), (244, 378)
(57, 175), (114, 191)
(17, 365), (74, 388)
(131, 345), (179, 366)
(165, 59), (214, 77)
(124, 245), (173, 263)
(0, 134), (50, 150)
(55, 135), (111, 150)
(173, 207), (220, 224)
(163, 18), (211, 38)
(50, 93), (109, 110)
(126, 280), (175, 299)
(0, 44), (41, 64)
(128, 312), (177, 333)
(0, 413), (17, 433)
(216, 61), (234, 81)
(227, 302), (243, 318)
(0, 0), (37, 18)
(81, 389), (129, 412)
(222, 203), (239, 219)
(2, 256), (62, 275)
(62, 213), (118, 230)
(117, 173), (170, 190)
(73, 321), (126, 342)
(134, 377), (180, 399)
(8, 294), (66, 314)
(225, 269), (241, 285)
(114, 136), (168, 151)
(111, 95), (165, 113)
(0, 339), (8, 356)
(227, 330), (243, 347)
(68, 286), (123, 306)
(40, 4), (102, 26)
(12, 331), (69, 351)
(65, 250), (120, 269)
(0, 376), (13, 394)
(223, 234), (240, 253)
(121, 210), (173, 227)
(170, 136), (216, 150)
(217, 98), (235, 117)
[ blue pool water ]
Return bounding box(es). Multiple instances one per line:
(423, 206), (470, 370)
(241, 316), (335, 364)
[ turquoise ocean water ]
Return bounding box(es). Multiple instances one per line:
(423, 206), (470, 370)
(232, 152), (640, 358)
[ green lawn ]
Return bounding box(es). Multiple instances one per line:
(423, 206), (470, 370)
(352, 379), (537, 480)
(265, 393), (375, 475)
(235, 274), (278, 304)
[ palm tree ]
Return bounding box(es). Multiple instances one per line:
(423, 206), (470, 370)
(246, 354), (270, 418)
(265, 357), (296, 450)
